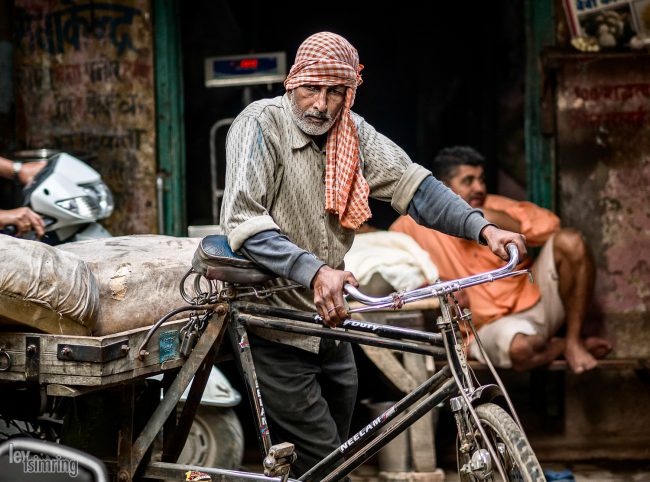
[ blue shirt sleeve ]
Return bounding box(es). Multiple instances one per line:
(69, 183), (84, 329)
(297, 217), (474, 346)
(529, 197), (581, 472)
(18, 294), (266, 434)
(406, 176), (491, 243)
(240, 230), (326, 288)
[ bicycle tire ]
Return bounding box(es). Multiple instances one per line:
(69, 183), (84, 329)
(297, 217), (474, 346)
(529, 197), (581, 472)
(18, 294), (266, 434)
(457, 402), (545, 482)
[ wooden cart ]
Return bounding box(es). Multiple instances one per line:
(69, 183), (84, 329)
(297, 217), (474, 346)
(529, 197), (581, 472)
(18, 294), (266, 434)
(0, 305), (231, 482)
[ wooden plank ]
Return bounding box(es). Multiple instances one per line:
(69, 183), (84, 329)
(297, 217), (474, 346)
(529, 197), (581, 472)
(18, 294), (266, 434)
(437, 358), (649, 372)
(40, 358), (185, 387)
(403, 353), (436, 472)
(46, 383), (107, 397)
(0, 318), (189, 385)
(360, 345), (418, 393)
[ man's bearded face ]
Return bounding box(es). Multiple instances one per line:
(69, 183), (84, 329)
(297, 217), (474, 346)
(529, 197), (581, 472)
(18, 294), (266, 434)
(447, 165), (487, 208)
(288, 85), (346, 136)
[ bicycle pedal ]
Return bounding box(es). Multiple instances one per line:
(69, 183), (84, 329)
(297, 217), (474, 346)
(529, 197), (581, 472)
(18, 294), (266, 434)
(263, 442), (296, 477)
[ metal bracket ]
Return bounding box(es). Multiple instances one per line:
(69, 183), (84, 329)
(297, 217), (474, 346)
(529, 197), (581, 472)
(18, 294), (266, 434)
(57, 339), (130, 363)
(25, 336), (40, 382)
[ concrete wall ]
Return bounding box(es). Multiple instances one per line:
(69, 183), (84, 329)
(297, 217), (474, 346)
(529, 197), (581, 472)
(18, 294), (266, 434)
(555, 54), (650, 358)
(13, 0), (157, 235)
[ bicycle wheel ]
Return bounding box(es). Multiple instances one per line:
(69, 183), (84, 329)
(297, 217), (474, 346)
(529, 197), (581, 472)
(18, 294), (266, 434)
(457, 402), (544, 482)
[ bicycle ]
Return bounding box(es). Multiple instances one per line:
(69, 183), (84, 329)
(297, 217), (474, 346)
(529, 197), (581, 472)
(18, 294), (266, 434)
(142, 234), (545, 482)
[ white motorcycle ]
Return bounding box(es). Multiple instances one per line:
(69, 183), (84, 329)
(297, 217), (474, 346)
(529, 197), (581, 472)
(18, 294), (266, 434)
(5, 150), (113, 243)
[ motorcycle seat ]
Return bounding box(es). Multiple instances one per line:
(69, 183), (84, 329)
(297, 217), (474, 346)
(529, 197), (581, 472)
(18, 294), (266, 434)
(192, 235), (277, 284)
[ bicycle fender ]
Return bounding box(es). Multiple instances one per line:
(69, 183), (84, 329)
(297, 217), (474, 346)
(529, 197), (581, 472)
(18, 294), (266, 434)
(470, 384), (504, 406)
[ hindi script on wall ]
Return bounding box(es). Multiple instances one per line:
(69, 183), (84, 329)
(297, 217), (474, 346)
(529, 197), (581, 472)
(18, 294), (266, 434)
(14, 0), (157, 235)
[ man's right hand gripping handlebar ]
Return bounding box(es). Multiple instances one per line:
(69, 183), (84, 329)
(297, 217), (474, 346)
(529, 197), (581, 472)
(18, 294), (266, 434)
(479, 224), (527, 262)
(312, 265), (359, 327)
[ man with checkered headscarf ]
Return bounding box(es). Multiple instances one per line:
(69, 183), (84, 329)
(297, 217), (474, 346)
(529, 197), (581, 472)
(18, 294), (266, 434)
(221, 32), (526, 477)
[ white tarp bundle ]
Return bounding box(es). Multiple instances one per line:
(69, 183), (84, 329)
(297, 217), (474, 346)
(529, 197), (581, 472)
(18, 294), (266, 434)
(0, 234), (98, 335)
(59, 235), (200, 335)
(1, 234), (201, 336)
(344, 231), (439, 295)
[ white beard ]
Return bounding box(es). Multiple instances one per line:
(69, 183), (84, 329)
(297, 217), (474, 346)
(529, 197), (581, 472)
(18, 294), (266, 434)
(289, 92), (336, 136)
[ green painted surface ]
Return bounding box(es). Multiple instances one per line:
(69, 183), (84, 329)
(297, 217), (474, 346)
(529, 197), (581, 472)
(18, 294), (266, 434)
(154, 0), (186, 236)
(525, 0), (555, 210)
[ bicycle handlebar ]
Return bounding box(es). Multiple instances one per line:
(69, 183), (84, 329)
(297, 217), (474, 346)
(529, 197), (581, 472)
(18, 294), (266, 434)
(344, 244), (528, 311)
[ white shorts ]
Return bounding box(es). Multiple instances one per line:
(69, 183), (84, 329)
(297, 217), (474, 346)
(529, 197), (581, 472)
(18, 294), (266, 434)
(468, 235), (566, 368)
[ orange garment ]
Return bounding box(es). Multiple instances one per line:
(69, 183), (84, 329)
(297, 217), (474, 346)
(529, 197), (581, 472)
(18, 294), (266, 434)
(389, 194), (560, 329)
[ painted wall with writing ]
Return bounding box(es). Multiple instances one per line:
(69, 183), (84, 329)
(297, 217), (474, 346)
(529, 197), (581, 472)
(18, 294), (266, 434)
(14, 0), (156, 235)
(556, 57), (650, 357)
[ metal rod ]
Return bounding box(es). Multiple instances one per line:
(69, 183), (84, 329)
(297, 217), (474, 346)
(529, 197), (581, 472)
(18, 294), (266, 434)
(142, 461), (295, 482)
(209, 117), (235, 225)
(233, 302), (443, 344)
(164, 342), (220, 462)
(441, 318), (509, 481)
(130, 313), (227, 475)
(156, 174), (165, 234)
(232, 302), (319, 323)
(228, 315), (274, 455)
(236, 314), (446, 358)
(344, 244), (524, 306)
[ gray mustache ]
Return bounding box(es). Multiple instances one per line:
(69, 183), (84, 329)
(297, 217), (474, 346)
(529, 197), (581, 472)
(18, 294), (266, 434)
(305, 112), (331, 121)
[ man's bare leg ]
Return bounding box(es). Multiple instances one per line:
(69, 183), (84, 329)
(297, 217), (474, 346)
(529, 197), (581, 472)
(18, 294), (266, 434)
(509, 333), (565, 371)
(553, 229), (612, 373)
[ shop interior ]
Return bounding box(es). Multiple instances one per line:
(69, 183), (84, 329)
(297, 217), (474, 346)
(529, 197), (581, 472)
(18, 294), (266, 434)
(180, 1), (526, 231)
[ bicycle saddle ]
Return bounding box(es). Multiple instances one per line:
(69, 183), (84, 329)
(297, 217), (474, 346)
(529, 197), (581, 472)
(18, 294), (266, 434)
(192, 235), (277, 284)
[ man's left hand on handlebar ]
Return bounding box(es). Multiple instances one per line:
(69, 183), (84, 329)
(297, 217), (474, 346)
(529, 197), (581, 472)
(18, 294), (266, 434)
(0, 207), (46, 238)
(312, 265), (358, 327)
(480, 224), (527, 262)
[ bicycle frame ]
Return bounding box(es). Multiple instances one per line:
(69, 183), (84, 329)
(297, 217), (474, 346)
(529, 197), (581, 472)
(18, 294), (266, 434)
(139, 243), (535, 482)
(225, 292), (518, 482)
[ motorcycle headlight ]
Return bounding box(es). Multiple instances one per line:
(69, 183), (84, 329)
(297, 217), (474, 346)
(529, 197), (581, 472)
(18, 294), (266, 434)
(56, 196), (101, 219)
(80, 181), (114, 219)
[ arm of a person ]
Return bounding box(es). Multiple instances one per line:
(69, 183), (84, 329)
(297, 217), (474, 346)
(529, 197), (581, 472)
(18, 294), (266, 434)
(221, 115), (356, 326)
(354, 118), (490, 243)
(240, 230), (325, 288)
(0, 156), (14, 179)
(0, 156), (46, 185)
(407, 176), (491, 242)
(407, 179), (527, 261)
(240, 231), (357, 327)
(0, 207), (45, 237)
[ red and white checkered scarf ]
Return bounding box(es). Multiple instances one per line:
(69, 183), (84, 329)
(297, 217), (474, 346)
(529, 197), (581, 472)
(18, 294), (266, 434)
(284, 31), (370, 230)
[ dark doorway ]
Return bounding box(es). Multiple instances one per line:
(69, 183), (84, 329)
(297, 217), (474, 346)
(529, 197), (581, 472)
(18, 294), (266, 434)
(180, 1), (525, 230)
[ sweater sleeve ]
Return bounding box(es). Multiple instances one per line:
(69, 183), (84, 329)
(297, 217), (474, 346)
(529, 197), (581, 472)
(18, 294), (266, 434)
(240, 230), (326, 288)
(407, 175), (491, 243)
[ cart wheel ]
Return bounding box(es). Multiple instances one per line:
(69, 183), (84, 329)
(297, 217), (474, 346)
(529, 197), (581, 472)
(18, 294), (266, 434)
(177, 406), (244, 469)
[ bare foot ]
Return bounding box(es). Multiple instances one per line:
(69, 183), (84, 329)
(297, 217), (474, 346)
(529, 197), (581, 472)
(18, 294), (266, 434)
(584, 336), (613, 359)
(564, 340), (598, 374)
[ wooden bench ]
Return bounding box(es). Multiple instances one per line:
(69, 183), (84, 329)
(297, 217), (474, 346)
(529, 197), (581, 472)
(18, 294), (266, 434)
(351, 302), (650, 471)
(439, 357), (650, 372)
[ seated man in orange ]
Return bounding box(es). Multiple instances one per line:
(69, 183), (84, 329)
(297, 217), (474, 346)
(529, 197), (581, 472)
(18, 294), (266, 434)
(390, 146), (611, 374)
